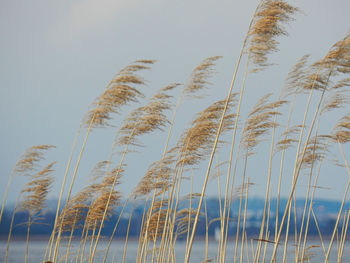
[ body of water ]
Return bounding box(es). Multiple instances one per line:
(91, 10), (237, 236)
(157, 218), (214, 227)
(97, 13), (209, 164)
(0, 238), (349, 262)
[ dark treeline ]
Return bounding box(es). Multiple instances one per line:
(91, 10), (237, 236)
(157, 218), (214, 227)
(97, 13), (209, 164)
(1, 197), (347, 239)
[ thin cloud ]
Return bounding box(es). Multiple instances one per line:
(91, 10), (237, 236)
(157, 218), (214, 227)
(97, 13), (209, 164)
(49, 0), (142, 45)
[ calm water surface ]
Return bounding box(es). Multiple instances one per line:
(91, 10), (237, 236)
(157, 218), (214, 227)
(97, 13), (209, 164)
(0, 239), (349, 262)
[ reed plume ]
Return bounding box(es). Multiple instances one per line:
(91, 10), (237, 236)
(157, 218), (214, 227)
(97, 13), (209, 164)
(84, 60), (155, 128)
(282, 55), (311, 97)
(21, 162), (55, 215)
(321, 92), (349, 115)
(333, 114), (350, 144)
(177, 95), (237, 166)
(174, 208), (197, 240)
(143, 200), (168, 242)
(134, 150), (176, 198)
(248, 0), (299, 71)
(315, 34), (350, 74)
(183, 56), (222, 98)
(117, 86), (173, 147)
(58, 194), (90, 233)
(0, 144), (55, 224)
(241, 94), (286, 155)
(275, 125), (303, 153)
(86, 166), (123, 227)
(14, 145), (56, 173)
(20, 162), (55, 263)
(332, 77), (350, 89)
(298, 135), (330, 169)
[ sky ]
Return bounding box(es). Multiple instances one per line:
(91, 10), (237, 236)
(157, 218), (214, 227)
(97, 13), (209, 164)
(1, 0), (350, 204)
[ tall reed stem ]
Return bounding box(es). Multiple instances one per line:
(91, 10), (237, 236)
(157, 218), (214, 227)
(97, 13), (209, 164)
(234, 154), (248, 263)
(52, 120), (94, 262)
(47, 127), (81, 260)
(25, 215), (32, 263)
(102, 198), (130, 263)
(89, 143), (129, 263)
(0, 171), (15, 225)
(221, 52), (250, 263)
(324, 142), (350, 262)
(5, 199), (19, 263)
(122, 203), (135, 263)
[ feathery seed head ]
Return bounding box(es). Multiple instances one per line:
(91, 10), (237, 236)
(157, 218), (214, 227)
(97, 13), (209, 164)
(333, 114), (350, 143)
(299, 135), (330, 169)
(102, 165), (124, 186)
(175, 208), (197, 237)
(117, 86), (173, 147)
(275, 125), (303, 153)
(87, 189), (121, 225)
(20, 162), (55, 215)
(316, 34), (350, 74)
(84, 60), (154, 128)
(332, 77), (350, 90)
(14, 145), (55, 174)
(248, 0), (299, 71)
(134, 150), (176, 197)
(144, 209), (167, 241)
(302, 71), (330, 91)
(134, 59), (156, 64)
(161, 83), (182, 92)
(58, 188), (92, 232)
(183, 56), (222, 98)
(242, 95), (287, 155)
(282, 55), (311, 97)
(321, 91), (349, 114)
(177, 95), (237, 166)
(88, 161), (110, 182)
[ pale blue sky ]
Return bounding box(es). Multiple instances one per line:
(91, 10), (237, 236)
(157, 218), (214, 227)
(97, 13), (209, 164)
(1, 0), (350, 203)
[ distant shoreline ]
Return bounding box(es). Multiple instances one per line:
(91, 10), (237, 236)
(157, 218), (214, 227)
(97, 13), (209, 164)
(0, 235), (339, 242)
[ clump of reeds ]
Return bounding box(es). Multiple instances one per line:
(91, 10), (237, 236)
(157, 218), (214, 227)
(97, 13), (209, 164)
(20, 162), (55, 263)
(3, 145), (55, 263)
(48, 60), (156, 263)
(0, 145), (55, 224)
(4, 1), (350, 263)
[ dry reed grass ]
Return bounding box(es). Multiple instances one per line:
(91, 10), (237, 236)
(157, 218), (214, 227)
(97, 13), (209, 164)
(2, 1), (350, 263)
